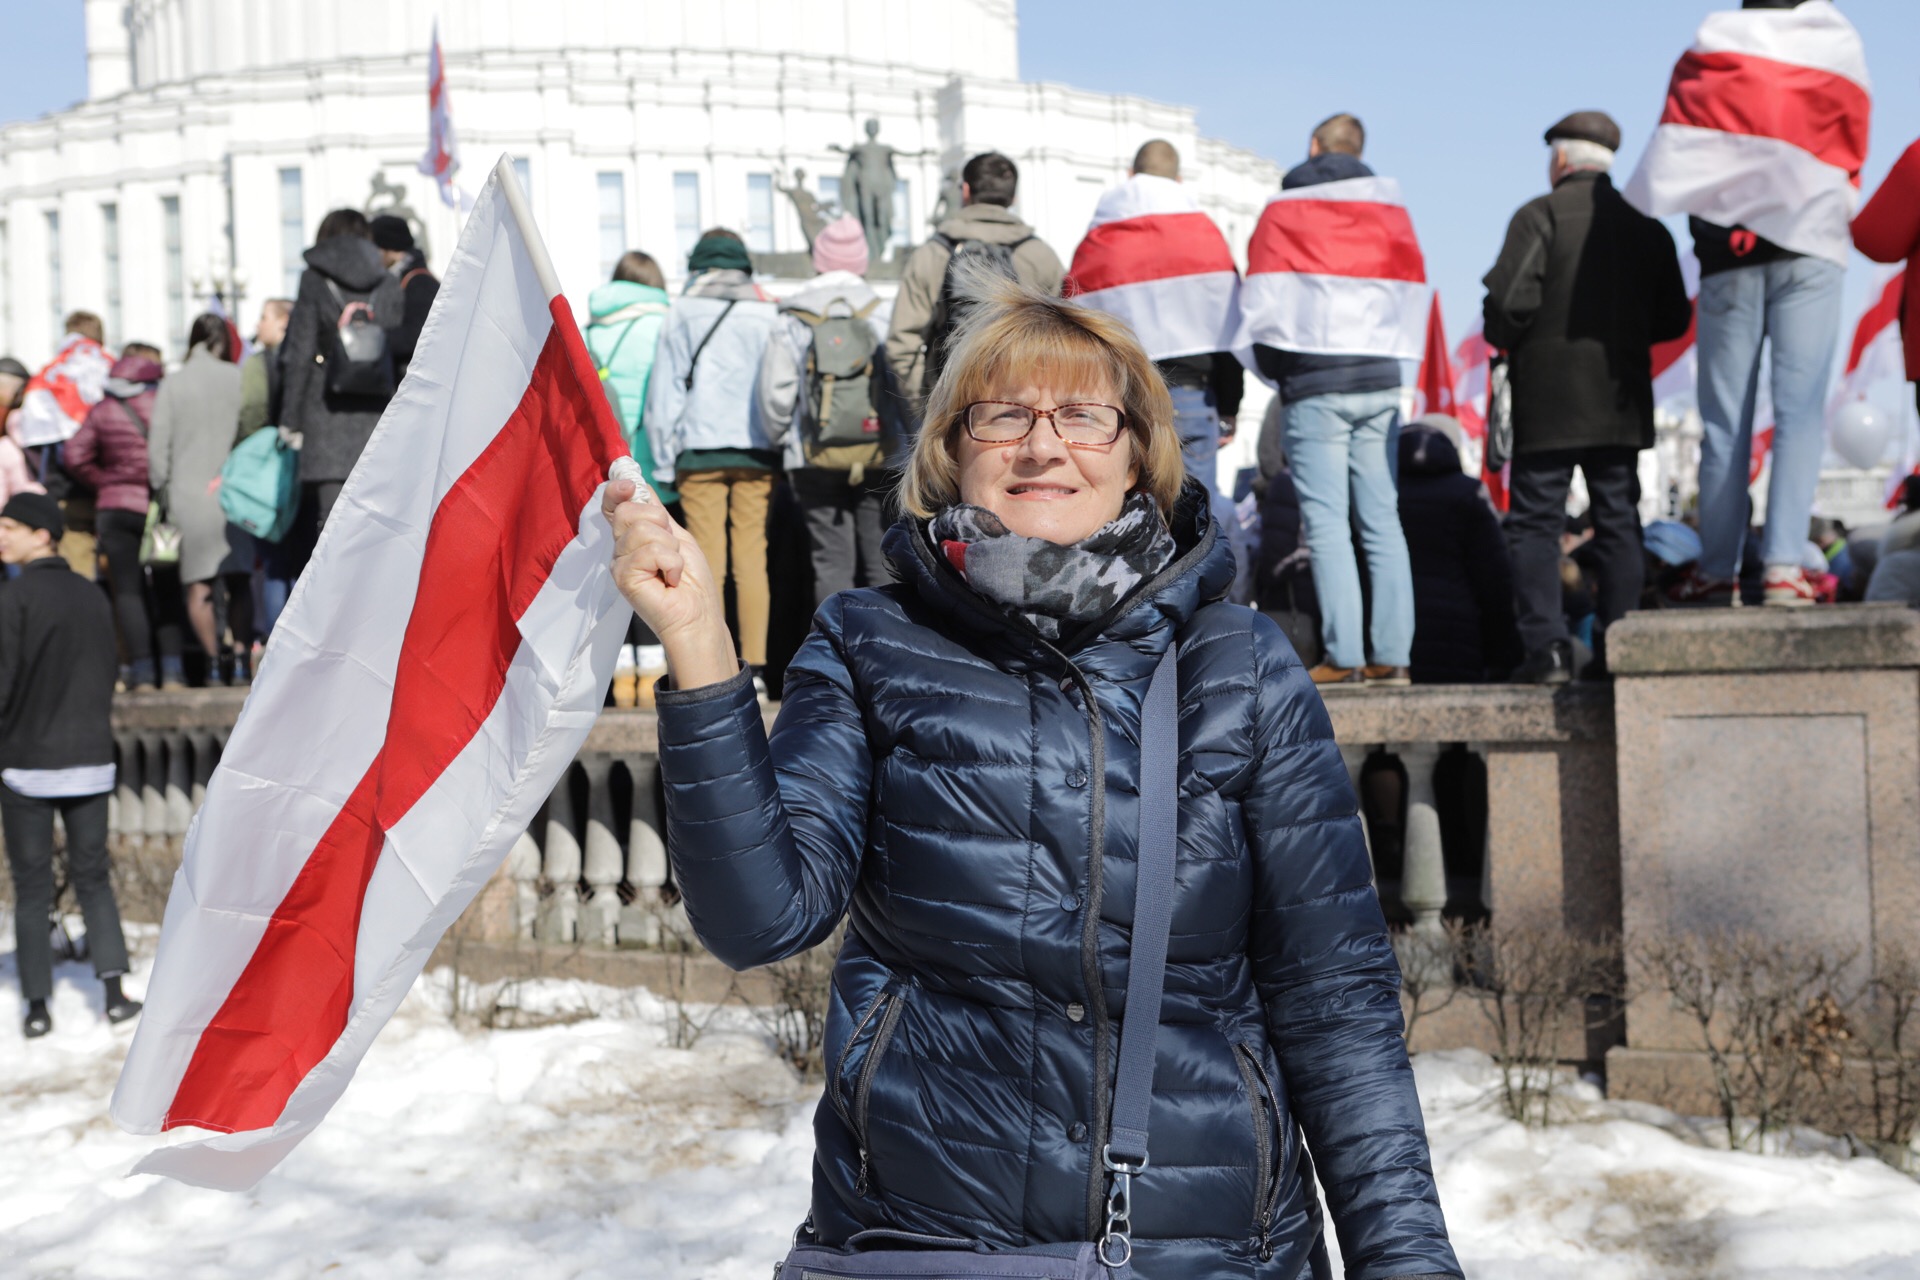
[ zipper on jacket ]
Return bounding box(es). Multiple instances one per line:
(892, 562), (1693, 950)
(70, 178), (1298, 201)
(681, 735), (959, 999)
(827, 985), (895, 1126)
(852, 990), (908, 1197)
(1060, 659), (1115, 1241)
(1234, 1043), (1288, 1259)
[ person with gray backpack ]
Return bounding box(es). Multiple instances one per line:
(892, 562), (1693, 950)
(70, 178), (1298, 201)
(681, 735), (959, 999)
(758, 215), (900, 605)
(885, 151), (1065, 424)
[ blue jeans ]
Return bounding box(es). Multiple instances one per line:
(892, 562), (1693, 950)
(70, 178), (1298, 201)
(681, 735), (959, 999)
(1171, 386), (1224, 497)
(1282, 388), (1413, 669)
(1696, 257), (1844, 578)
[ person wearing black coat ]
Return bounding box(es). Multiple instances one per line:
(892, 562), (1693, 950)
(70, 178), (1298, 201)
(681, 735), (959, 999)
(1483, 112), (1692, 682)
(1398, 417), (1523, 684)
(370, 214), (440, 382)
(603, 281), (1460, 1277)
(281, 209), (405, 532)
(0, 493), (140, 1037)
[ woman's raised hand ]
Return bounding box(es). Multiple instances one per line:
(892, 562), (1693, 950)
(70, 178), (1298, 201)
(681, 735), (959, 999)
(602, 473), (740, 691)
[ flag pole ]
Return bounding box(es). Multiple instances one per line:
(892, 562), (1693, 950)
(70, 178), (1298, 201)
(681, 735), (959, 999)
(495, 156), (562, 302)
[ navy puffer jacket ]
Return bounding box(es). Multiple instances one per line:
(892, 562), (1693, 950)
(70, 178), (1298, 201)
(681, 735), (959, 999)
(655, 485), (1460, 1280)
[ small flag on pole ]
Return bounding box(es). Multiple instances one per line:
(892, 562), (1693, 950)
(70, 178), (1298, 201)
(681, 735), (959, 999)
(111, 157), (633, 1190)
(418, 20), (463, 209)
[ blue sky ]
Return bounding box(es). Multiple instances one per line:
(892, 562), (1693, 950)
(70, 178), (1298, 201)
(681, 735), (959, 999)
(5, 1), (1917, 342)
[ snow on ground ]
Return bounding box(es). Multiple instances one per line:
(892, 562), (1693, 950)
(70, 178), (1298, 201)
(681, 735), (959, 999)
(4, 930), (1920, 1279)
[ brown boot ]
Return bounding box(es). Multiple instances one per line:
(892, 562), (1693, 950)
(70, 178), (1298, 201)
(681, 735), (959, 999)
(1363, 665), (1411, 687)
(1308, 663), (1365, 685)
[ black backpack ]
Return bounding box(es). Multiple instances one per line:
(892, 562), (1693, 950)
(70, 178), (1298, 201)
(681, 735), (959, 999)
(921, 232), (1034, 394)
(322, 280), (397, 399)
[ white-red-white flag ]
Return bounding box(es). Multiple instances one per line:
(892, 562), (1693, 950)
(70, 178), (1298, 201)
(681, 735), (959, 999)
(1237, 176), (1429, 363)
(1412, 293), (1454, 420)
(112, 157), (632, 1189)
(1652, 251), (1702, 412)
(1623, 0), (1870, 267)
(1832, 269), (1908, 416)
(417, 20), (462, 209)
(1066, 174), (1244, 363)
(16, 332), (112, 447)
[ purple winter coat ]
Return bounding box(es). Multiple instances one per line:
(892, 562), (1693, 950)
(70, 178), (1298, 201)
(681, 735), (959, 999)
(64, 354), (162, 515)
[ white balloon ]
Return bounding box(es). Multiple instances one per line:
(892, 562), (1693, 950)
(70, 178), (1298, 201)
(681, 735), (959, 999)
(1831, 399), (1893, 470)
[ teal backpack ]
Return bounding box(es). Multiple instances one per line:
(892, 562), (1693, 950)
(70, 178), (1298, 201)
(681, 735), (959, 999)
(220, 427), (300, 542)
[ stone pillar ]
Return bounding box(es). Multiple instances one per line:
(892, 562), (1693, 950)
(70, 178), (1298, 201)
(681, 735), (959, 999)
(1606, 606), (1920, 1105)
(1337, 743), (1373, 859)
(113, 734), (143, 855)
(163, 731), (193, 853)
(621, 755), (672, 946)
(579, 754), (623, 947)
(139, 733), (168, 857)
(1393, 741), (1447, 983)
(536, 768), (581, 944)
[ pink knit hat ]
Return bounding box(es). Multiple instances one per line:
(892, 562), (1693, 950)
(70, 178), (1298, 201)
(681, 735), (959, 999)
(812, 214), (870, 276)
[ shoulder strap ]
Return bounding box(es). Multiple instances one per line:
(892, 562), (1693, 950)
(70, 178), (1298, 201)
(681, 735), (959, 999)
(1100, 643), (1179, 1264)
(400, 267), (432, 290)
(682, 299), (739, 392)
(598, 317), (641, 374)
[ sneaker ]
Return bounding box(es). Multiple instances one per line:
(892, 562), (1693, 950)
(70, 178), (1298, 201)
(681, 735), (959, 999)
(1363, 665), (1411, 687)
(1762, 565), (1817, 608)
(1308, 663), (1365, 685)
(1666, 568), (1737, 607)
(1512, 639), (1575, 686)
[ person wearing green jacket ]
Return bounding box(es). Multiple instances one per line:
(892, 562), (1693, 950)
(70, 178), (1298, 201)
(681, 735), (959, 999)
(587, 252), (673, 504)
(586, 250), (674, 704)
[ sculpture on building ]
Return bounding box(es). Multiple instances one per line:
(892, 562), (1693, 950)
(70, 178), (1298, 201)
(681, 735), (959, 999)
(777, 167), (830, 247)
(829, 119), (929, 262)
(929, 168), (964, 227)
(364, 172), (430, 258)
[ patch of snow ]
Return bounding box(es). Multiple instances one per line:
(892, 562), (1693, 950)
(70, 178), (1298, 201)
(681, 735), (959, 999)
(4, 933), (1920, 1278)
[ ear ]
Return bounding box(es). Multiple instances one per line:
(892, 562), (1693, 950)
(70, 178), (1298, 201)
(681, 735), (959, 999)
(960, 181), (973, 204)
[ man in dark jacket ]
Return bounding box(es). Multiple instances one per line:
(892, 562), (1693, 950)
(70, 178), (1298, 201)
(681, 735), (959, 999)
(1483, 112), (1691, 682)
(0, 493), (140, 1037)
(370, 215), (439, 382)
(1397, 416), (1522, 684)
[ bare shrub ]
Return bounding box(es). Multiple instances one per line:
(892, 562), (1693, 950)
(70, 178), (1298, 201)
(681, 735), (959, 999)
(1856, 945), (1920, 1173)
(1637, 931), (1861, 1153)
(1398, 918), (1465, 1048)
(749, 925), (845, 1079)
(655, 907), (737, 1051)
(1458, 919), (1621, 1127)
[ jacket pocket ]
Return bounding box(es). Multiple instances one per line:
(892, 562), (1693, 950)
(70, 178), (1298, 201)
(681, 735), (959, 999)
(1233, 1043), (1289, 1255)
(830, 979), (910, 1197)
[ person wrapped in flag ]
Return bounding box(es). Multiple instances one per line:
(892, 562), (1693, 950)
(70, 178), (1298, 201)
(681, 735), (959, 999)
(1236, 113), (1425, 687)
(1627, 0), (1871, 608)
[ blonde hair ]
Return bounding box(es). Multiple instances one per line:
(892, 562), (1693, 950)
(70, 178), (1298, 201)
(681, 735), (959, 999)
(899, 272), (1186, 521)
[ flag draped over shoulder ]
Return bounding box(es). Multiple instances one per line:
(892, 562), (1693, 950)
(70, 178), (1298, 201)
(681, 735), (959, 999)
(1236, 176), (1429, 361)
(1066, 174), (1244, 363)
(16, 334), (112, 447)
(1624, 0), (1870, 266)
(111, 157), (632, 1190)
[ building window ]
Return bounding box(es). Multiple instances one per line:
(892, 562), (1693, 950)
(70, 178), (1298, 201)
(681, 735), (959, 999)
(45, 211), (62, 338)
(162, 196), (185, 359)
(597, 172), (626, 282)
(745, 174), (774, 254)
(102, 203), (122, 348)
(512, 157), (532, 198)
(278, 167), (304, 297)
(673, 172), (701, 264)
(890, 180), (911, 255)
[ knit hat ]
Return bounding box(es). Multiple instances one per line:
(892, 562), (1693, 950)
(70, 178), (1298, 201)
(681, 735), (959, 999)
(687, 232), (753, 275)
(811, 214), (870, 277)
(370, 215), (416, 252)
(2, 493), (63, 542)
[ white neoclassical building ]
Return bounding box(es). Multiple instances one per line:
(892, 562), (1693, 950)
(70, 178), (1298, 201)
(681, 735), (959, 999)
(0, 0), (1286, 372)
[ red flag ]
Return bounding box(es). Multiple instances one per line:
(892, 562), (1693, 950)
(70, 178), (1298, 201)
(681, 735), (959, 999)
(1413, 294), (1454, 419)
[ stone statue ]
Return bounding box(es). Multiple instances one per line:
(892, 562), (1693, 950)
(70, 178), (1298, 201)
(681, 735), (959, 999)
(364, 171), (429, 257)
(829, 118), (930, 263)
(777, 167), (829, 247)
(929, 167), (964, 228)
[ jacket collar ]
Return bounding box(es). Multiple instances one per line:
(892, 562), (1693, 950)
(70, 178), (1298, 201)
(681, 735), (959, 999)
(883, 477), (1233, 668)
(21, 555), (69, 575)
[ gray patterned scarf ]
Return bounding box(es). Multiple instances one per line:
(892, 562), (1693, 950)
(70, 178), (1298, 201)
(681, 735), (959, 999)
(928, 493), (1175, 639)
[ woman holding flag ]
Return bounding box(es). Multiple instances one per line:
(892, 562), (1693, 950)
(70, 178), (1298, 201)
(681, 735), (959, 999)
(604, 273), (1459, 1278)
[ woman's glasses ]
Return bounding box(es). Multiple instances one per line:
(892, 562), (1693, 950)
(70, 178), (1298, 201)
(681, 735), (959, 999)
(962, 401), (1127, 446)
